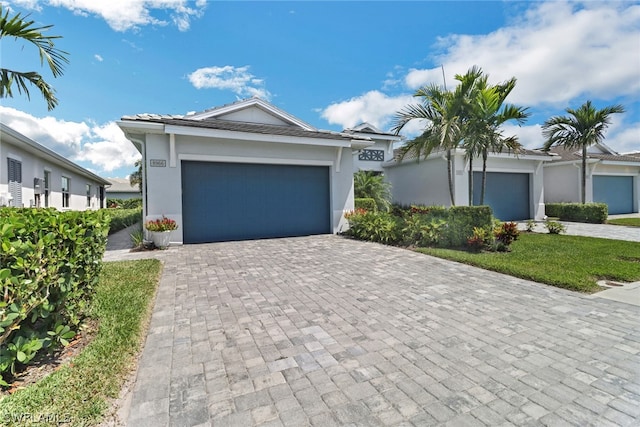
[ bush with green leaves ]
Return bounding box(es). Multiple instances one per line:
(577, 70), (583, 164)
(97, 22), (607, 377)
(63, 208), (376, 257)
(545, 203), (607, 223)
(105, 207), (142, 234)
(354, 198), (377, 212)
(344, 209), (401, 244)
(400, 208), (448, 247)
(106, 198), (142, 209)
(466, 221), (520, 252)
(0, 208), (109, 386)
(545, 219), (566, 234)
(354, 170), (392, 212)
(446, 206), (493, 247)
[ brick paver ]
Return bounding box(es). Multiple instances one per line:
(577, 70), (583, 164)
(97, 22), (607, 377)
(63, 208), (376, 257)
(126, 235), (640, 426)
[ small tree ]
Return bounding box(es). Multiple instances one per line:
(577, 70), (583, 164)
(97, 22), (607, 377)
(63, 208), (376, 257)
(542, 100), (625, 203)
(0, 6), (69, 110)
(354, 170), (392, 212)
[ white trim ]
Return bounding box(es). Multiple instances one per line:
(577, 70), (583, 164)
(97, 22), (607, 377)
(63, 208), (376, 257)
(7, 152), (22, 161)
(169, 133), (176, 167)
(335, 147), (343, 173)
(164, 124), (352, 148)
(187, 98), (317, 131)
(178, 153), (334, 167)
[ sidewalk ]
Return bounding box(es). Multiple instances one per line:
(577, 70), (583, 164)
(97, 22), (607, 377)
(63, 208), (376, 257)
(104, 223), (163, 262)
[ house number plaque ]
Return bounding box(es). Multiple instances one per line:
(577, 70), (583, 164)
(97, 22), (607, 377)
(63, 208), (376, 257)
(150, 159), (166, 167)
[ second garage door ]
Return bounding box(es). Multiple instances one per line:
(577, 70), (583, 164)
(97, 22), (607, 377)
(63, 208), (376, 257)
(473, 172), (530, 221)
(593, 175), (634, 215)
(182, 161), (331, 243)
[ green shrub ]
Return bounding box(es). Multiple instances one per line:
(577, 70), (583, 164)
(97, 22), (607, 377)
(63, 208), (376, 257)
(0, 208), (110, 385)
(344, 210), (401, 244)
(106, 198), (142, 209)
(354, 198), (377, 212)
(545, 203), (607, 223)
(105, 208), (142, 234)
(447, 206), (493, 247)
(545, 219), (566, 234)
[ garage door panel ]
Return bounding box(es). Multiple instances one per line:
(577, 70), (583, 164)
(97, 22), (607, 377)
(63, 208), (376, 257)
(473, 172), (530, 221)
(593, 175), (633, 215)
(182, 161), (330, 243)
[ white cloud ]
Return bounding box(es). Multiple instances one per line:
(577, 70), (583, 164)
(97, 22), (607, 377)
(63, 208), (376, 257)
(0, 106), (139, 173)
(321, 91), (416, 132)
(11, 0), (207, 32)
(187, 65), (271, 100)
(502, 123), (544, 150)
(94, 54), (103, 62)
(407, 2), (640, 107)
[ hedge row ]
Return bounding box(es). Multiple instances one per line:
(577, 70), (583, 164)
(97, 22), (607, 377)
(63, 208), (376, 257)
(345, 205), (493, 248)
(355, 198), (377, 212)
(106, 198), (142, 209)
(0, 208), (110, 385)
(106, 207), (142, 234)
(545, 203), (608, 224)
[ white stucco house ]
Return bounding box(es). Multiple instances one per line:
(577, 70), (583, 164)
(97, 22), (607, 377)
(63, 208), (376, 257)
(0, 123), (109, 210)
(382, 148), (554, 221)
(344, 123), (403, 173)
(544, 144), (640, 214)
(117, 97), (373, 244)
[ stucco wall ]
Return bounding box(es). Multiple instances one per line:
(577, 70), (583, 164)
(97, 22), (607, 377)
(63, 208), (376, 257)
(385, 152), (548, 219)
(383, 156), (452, 207)
(544, 164), (580, 203)
(353, 140), (391, 173)
(1, 141), (103, 209)
(143, 133), (355, 243)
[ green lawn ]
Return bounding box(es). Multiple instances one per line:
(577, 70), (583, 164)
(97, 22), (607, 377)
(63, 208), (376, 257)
(0, 259), (162, 426)
(416, 233), (640, 293)
(607, 217), (640, 227)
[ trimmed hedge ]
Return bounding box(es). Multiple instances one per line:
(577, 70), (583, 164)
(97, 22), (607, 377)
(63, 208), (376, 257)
(545, 203), (608, 224)
(447, 206), (494, 247)
(106, 208), (142, 234)
(344, 204), (493, 248)
(354, 198), (377, 212)
(0, 208), (110, 385)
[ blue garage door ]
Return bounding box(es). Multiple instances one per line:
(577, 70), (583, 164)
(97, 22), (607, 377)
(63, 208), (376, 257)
(473, 172), (530, 220)
(181, 161), (331, 243)
(593, 176), (634, 215)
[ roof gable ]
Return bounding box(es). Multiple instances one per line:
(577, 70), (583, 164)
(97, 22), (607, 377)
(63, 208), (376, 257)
(186, 97), (316, 131)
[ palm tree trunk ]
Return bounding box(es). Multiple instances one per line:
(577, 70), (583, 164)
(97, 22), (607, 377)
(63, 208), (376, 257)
(468, 156), (473, 205)
(581, 145), (587, 204)
(480, 151), (488, 205)
(447, 149), (455, 206)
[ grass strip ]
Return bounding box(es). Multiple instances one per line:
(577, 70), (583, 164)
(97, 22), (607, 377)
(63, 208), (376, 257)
(0, 259), (162, 426)
(607, 217), (640, 227)
(416, 233), (640, 293)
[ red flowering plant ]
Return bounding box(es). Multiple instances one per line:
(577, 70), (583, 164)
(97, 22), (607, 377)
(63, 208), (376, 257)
(144, 215), (178, 232)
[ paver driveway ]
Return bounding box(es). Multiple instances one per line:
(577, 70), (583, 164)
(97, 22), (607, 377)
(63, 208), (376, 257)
(127, 235), (640, 426)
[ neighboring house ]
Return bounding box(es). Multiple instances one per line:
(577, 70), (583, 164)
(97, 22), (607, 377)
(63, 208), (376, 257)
(0, 123), (109, 210)
(544, 144), (640, 214)
(344, 123), (403, 173)
(117, 97), (373, 244)
(383, 148), (553, 221)
(106, 177), (141, 200)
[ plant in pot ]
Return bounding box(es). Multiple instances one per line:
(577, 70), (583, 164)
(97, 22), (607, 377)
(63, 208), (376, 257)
(144, 216), (178, 249)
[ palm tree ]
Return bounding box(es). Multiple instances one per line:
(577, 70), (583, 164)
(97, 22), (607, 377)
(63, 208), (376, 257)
(354, 170), (392, 212)
(542, 100), (625, 204)
(391, 72), (474, 205)
(466, 78), (529, 205)
(0, 6), (69, 110)
(129, 159), (143, 191)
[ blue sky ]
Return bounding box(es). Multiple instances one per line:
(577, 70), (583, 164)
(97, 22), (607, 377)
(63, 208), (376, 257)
(1, 0), (638, 179)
